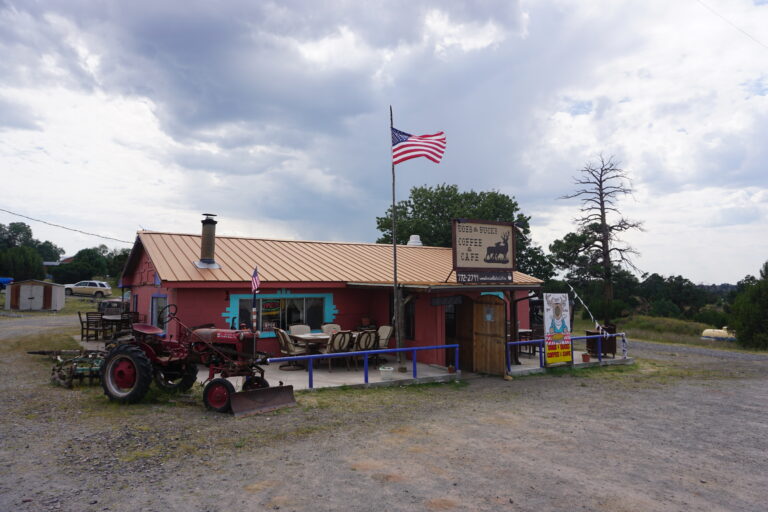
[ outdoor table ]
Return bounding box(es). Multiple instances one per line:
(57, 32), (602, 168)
(292, 332), (331, 352)
(513, 329), (534, 363)
(102, 314), (123, 336)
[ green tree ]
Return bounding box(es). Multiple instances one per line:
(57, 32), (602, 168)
(0, 246), (44, 281)
(729, 261), (768, 349)
(0, 222), (65, 261)
(32, 240), (65, 261)
(50, 261), (94, 284)
(50, 247), (109, 283)
(73, 248), (108, 276)
(551, 155), (643, 323)
(105, 248), (131, 277)
(0, 222), (34, 249)
(375, 184), (554, 280)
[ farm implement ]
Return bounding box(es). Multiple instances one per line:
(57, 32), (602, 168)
(31, 305), (296, 416)
(28, 349), (105, 388)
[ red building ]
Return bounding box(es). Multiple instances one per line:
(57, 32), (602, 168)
(120, 217), (542, 375)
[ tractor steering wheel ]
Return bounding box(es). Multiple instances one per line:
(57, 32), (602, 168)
(157, 303), (178, 326)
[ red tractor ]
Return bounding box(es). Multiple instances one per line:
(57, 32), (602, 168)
(100, 305), (295, 415)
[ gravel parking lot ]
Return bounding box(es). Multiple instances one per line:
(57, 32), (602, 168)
(1, 315), (766, 512)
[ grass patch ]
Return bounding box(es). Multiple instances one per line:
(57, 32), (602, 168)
(0, 295), (97, 319)
(529, 358), (740, 387)
(572, 314), (752, 351)
(119, 448), (162, 462)
(0, 330), (80, 354)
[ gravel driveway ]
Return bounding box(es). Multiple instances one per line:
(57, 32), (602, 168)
(1, 316), (767, 512)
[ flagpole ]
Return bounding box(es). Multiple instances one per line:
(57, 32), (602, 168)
(390, 105), (404, 370)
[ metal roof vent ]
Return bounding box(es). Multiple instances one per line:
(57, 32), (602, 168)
(407, 234), (423, 246)
(195, 213), (221, 269)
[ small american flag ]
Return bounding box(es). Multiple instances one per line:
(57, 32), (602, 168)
(251, 267), (260, 294)
(392, 128), (446, 165)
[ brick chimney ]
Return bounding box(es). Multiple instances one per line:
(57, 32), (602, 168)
(195, 213), (221, 269)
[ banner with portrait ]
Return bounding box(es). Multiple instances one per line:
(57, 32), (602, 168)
(543, 293), (572, 366)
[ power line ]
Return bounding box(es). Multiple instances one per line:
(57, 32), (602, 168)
(695, 0), (768, 51)
(0, 207), (133, 244)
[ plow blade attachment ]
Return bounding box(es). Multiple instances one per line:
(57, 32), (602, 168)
(230, 385), (297, 417)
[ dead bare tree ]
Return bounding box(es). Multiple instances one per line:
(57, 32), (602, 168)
(559, 155), (643, 322)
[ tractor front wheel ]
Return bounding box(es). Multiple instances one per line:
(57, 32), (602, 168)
(101, 344), (153, 404)
(243, 375), (269, 391)
(154, 364), (198, 392)
(203, 378), (235, 413)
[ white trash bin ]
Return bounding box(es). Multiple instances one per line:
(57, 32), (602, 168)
(379, 366), (394, 381)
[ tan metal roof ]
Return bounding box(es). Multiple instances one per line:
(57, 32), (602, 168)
(136, 231), (543, 287)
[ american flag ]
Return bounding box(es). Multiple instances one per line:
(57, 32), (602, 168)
(391, 128), (446, 165)
(251, 267), (260, 294)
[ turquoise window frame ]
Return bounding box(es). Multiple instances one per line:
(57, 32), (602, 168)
(222, 289), (338, 338)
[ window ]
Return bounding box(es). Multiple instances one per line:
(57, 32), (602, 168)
(151, 295), (168, 331)
(238, 297), (327, 333)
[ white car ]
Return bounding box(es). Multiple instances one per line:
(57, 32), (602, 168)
(64, 280), (112, 298)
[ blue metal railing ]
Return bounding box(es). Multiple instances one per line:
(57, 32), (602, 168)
(268, 344), (460, 389)
(506, 332), (627, 372)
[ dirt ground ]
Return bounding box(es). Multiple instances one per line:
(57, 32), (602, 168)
(1, 315), (767, 512)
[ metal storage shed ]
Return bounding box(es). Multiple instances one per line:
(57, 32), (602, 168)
(5, 280), (65, 311)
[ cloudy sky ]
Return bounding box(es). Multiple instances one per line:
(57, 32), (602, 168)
(1, 0), (767, 284)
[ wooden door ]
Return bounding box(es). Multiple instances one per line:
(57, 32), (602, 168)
(43, 285), (52, 310)
(10, 284), (20, 310)
(473, 295), (507, 375)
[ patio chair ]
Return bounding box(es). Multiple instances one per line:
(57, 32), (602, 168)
(289, 324), (311, 336)
(321, 323), (341, 335)
(85, 312), (111, 341)
(373, 325), (394, 365)
(319, 330), (353, 372)
(78, 311), (93, 341)
(119, 312), (133, 331)
(352, 330), (378, 371)
(275, 328), (308, 371)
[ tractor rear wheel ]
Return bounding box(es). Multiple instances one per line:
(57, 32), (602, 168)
(154, 364), (198, 392)
(101, 344), (152, 404)
(203, 378), (235, 413)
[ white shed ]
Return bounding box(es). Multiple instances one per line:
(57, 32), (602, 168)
(5, 280), (65, 311)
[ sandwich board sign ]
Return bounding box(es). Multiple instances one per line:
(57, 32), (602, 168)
(543, 293), (572, 366)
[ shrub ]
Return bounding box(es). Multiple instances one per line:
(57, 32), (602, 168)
(729, 263), (768, 349)
(650, 298), (680, 318)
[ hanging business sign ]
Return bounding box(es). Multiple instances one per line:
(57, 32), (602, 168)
(452, 219), (515, 283)
(543, 293), (573, 366)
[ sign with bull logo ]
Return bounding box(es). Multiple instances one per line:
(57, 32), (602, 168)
(452, 220), (515, 279)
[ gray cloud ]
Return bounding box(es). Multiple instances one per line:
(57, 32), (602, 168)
(0, 96), (39, 130)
